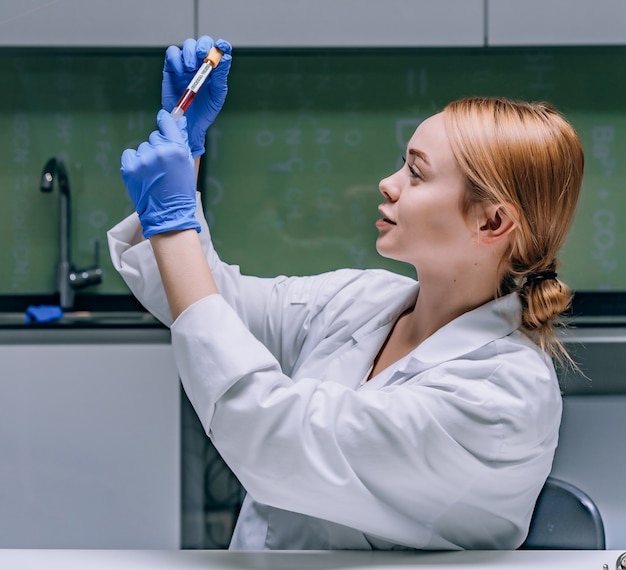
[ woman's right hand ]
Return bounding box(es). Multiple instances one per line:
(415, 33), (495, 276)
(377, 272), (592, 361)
(121, 110), (199, 239)
(161, 36), (232, 158)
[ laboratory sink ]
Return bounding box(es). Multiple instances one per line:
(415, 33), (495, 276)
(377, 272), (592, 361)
(0, 310), (161, 328)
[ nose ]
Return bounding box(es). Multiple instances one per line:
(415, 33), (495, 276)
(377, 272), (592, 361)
(378, 169), (401, 202)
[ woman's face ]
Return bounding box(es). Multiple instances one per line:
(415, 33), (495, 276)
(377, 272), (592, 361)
(376, 112), (476, 274)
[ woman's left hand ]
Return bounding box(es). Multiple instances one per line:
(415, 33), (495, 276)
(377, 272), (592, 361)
(161, 36), (233, 158)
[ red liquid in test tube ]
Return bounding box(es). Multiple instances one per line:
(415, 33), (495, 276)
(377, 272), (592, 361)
(171, 46), (223, 120)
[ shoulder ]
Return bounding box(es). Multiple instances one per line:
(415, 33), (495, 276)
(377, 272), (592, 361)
(322, 268), (417, 301)
(475, 331), (561, 414)
(413, 329), (562, 443)
(281, 268), (415, 309)
(476, 332), (563, 448)
(494, 329), (560, 393)
(277, 268), (416, 338)
(316, 268), (416, 318)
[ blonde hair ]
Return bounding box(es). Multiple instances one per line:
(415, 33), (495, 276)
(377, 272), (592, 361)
(443, 97), (584, 364)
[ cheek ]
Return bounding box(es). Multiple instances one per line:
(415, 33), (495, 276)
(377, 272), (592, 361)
(403, 200), (469, 243)
(402, 196), (445, 229)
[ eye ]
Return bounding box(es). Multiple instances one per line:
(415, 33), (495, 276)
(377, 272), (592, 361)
(402, 155), (421, 180)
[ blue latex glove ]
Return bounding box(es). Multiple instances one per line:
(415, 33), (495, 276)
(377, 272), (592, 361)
(120, 110), (200, 239)
(162, 36), (232, 158)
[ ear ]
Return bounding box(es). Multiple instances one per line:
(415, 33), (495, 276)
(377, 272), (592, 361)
(477, 204), (517, 244)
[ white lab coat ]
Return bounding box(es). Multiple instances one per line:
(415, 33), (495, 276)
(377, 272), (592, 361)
(108, 195), (562, 551)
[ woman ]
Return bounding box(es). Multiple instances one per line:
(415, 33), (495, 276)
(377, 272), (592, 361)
(108, 37), (584, 550)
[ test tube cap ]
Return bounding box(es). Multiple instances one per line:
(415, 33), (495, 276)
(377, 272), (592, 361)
(205, 46), (224, 67)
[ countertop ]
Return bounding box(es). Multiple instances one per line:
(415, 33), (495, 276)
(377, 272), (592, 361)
(0, 549), (624, 569)
(0, 294), (169, 343)
(0, 294), (164, 330)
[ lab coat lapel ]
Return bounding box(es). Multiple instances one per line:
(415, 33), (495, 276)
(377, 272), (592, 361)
(359, 293), (522, 389)
(321, 325), (392, 389)
(322, 284), (419, 390)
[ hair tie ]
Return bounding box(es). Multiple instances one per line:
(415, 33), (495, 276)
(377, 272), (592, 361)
(526, 270), (558, 285)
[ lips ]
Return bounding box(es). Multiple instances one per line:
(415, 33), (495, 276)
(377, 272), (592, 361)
(378, 207), (396, 225)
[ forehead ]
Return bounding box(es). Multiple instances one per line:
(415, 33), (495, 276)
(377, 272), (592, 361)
(407, 113), (458, 172)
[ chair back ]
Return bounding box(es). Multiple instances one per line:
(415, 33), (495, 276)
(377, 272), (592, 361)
(520, 476), (605, 550)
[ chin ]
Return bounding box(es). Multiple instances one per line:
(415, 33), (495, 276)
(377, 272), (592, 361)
(375, 242), (400, 263)
(374, 240), (389, 258)
(376, 243), (417, 269)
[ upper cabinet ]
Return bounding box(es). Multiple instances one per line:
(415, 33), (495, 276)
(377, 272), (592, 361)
(198, 0), (486, 47)
(0, 0), (194, 47)
(488, 0), (626, 45)
(3, 1), (624, 49)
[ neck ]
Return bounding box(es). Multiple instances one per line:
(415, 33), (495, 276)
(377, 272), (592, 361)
(405, 266), (500, 346)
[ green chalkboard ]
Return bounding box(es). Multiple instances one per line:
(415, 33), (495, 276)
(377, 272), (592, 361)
(1, 46), (625, 297)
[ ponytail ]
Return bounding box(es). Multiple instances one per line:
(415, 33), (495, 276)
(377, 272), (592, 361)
(518, 263), (574, 367)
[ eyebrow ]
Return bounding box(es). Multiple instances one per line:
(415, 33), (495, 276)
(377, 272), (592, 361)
(408, 149), (431, 170)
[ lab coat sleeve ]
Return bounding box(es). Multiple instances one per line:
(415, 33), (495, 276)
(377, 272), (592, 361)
(107, 210), (173, 326)
(108, 192), (254, 327)
(171, 293), (560, 550)
(107, 194), (329, 370)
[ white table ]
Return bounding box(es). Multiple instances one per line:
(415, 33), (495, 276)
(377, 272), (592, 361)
(0, 550), (625, 570)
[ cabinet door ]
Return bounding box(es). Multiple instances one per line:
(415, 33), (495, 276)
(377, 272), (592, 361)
(0, 343), (180, 548)
(198, 0), (485, 47)
(488, 0), (626, 45)
(0, 0), (194, 47)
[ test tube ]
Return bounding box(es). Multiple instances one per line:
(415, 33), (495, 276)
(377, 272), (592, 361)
(171, 46), (224, 120)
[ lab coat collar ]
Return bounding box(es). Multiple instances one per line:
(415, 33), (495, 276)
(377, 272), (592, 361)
(409, 292), (522, 364)
(347, 282), (521, 389)
(354, 284), (522, 367)
(351, 281), (420, 344)
(358, 291), (523, 390)
(352, 282), (521, 361)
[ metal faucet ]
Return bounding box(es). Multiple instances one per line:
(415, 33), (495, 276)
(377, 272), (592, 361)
(40, 157), (103, 310)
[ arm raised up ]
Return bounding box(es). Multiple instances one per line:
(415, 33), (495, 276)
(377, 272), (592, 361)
(120, 109), (218, 318)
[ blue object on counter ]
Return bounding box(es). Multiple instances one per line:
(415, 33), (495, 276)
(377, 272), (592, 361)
(25, 305), (64, 324)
